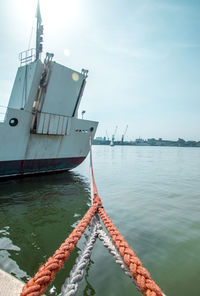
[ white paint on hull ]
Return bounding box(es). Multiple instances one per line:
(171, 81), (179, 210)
(0, 57), (98, 177)
(0, 108), (97, 161)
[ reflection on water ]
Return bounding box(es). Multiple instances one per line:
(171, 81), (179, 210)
(1, 146), (200, 296)
(0, 171), (95, 295)
(83, 259), (96, 296)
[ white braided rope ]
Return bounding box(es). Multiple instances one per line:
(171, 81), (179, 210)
(94, 217), (134, 280)
(60, 214), (166, 296)
(96, 216), (166, 296)
(60, 219), (98, 296)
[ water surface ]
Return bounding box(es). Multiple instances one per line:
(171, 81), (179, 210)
(0, 146), (200, 295)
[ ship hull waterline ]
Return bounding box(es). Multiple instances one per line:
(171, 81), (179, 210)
(0, 156), (85, 179)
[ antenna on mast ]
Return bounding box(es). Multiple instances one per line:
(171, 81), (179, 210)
(35, 0), (43, 60)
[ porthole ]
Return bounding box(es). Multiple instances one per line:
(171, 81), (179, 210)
(9, 118), (18, 127)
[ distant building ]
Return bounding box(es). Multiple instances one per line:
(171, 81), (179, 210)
(95, 137), (104, 141)
(147, 138), (156, 143)
(136, 138), (145, 143)
(196, 142), (200, 147)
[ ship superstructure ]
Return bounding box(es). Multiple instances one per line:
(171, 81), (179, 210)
(0, 1), (98, 178)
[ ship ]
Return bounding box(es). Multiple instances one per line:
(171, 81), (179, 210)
(110, 140), (114, 147)
(0, 1), (98, 178)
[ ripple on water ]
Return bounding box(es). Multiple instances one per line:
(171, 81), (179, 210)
(0, 146), (200, 296)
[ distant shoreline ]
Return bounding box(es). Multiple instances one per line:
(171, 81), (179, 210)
(93, 138), (200, 148)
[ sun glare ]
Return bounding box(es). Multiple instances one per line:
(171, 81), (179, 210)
(40, 0), (80, 33)
(64, 49), (71, 57)
(15, 0), (80, 33)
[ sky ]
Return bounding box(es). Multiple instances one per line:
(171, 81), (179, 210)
(0, 0), (200, 141)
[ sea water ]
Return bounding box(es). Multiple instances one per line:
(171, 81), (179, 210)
(0, 146), (200, 296)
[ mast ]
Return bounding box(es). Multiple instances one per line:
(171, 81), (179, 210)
(35, 0), (43, 60)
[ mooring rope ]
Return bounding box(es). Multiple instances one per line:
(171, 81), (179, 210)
(96, 219), (133, 280)
(60, 218), (98, 296)
(20, 133), (165, 296)
(98, 207), (164, 296)
(20, 205), (97, 296)
(89, 134), (165, 296)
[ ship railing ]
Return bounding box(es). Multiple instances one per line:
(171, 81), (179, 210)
(31, 110), (71, 136)
(38, 110), (70, 118)
(0, 105), (7, 122)
(19, 48), (36, 65)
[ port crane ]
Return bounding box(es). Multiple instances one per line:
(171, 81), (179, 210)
(105, 130), (109, 141)
(121, 125), (128, 143)
(112, 125), (118, 142)
(110, 126), (118, 147)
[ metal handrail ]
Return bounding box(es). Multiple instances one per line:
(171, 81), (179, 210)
(19, 48), (36, 65)
(36, 110), (70, 119)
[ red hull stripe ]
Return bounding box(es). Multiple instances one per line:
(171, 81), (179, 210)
(0, 157), (85, 177)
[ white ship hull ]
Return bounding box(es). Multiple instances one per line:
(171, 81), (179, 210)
(0, 107), (97, 177)
(0, 56), (98, 178)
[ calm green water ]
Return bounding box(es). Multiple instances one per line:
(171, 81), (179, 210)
(0, 146), (200, 296)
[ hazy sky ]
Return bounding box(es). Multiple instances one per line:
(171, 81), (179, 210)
(0, 0), (199, 140)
